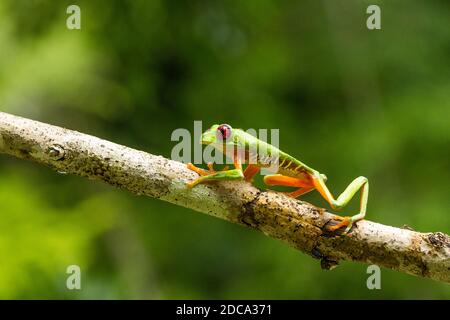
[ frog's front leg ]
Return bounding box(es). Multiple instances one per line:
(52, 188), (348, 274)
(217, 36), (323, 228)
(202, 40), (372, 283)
(186, 161), (244, 188)
(187, 162), (229, 176)
(243, 164), (260, 182)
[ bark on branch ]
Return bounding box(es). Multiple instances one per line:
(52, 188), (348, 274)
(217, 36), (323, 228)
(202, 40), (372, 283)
(0, 111), (449, 283)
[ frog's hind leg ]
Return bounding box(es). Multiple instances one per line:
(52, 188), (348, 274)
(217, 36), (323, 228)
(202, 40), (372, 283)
(263, 174), (314, 198)
(288, 186), (315, 198)
(312, 173), (369, 234)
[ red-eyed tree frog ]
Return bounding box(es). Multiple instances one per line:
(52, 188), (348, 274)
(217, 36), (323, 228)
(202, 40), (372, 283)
(187, 124), (369, 234)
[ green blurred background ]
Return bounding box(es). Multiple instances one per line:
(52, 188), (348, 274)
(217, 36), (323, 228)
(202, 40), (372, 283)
(0, 0), (449, 299)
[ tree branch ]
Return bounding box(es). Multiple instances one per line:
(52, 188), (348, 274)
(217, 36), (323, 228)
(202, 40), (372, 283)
(0, 111), (449, 284)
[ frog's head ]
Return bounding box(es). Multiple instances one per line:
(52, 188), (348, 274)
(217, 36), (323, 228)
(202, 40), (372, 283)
(201, 124), (242, 148)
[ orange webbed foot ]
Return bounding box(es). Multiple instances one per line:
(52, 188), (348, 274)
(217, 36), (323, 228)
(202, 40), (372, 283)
(323, 216), (353, 236)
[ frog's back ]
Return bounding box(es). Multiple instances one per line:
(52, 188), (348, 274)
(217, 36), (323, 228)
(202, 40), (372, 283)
(276, 152), (315, 177)
(236, 129), (315, 177)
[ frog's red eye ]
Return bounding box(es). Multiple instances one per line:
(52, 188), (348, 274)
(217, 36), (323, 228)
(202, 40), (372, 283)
(217, 124), (232, 141)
